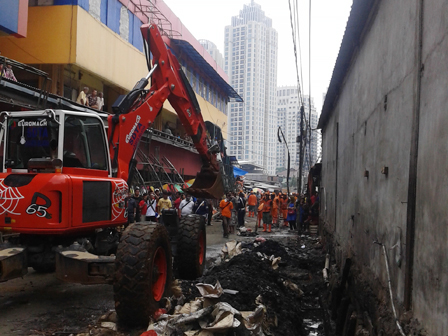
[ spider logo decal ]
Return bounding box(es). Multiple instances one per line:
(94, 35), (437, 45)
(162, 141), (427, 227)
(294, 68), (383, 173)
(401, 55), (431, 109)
(112, 180), (128, 221)
(0, 179), (25, 215)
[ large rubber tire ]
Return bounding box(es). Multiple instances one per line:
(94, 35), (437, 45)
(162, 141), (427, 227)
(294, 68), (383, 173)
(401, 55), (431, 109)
(114, 223), (172, 327)
(176, 214), (206, 280)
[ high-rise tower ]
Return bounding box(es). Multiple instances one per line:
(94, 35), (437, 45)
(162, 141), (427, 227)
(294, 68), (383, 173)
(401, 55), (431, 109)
(276, 87), (320, 177)
(199, 39), (224, 69)
(224, 1), (278, 174)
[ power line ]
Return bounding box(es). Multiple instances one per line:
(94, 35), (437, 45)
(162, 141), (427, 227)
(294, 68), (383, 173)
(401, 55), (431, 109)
(308, 0), (313, 168)
(221, 127), (283, 146)
(293, 0), (304, 101)
(289, 0), (310, 193)
(288, 0), (304, 107)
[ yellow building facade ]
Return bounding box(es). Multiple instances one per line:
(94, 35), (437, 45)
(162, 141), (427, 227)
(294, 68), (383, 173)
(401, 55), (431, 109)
(0, 1), (238, 138)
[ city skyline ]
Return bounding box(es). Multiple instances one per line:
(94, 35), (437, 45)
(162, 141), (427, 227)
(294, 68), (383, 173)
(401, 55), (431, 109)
(225, 1), (278, 175)
(163, 0), (353, 112)
(276, 88), (320, 177)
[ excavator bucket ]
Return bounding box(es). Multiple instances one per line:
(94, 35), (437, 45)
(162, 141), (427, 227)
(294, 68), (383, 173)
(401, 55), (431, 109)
(183, 169), (224, 199)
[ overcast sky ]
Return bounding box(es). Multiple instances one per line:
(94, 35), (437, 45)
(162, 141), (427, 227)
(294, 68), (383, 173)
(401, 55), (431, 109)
(163, 0), (353, 112)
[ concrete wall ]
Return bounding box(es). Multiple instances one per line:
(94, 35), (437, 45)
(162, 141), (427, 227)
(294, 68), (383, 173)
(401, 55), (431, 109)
(412, 1), (448, 333)
(321, 0), (448, 334)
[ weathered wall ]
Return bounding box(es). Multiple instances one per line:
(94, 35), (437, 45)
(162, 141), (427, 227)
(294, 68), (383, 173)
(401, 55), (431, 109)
(412, 1), (448, 334)
(320, 0), (438, 331)
(322, 0), (448, 333)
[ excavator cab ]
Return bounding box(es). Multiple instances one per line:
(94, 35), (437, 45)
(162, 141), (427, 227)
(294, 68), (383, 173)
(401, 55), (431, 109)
(0, 109), (129, 235)
(2, 110), (110, 175)
(3, 111), (60, 172)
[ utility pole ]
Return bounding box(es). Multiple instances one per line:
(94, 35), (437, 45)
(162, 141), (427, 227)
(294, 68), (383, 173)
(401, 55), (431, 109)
(298, 105), (305, 194)
(277, 127), (290, 195)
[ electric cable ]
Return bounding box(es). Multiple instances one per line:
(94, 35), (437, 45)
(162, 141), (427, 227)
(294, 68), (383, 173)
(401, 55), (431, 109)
(294, 0), (304, 104)
(288, 0), (304, 107)
(308, 0), (313, 168)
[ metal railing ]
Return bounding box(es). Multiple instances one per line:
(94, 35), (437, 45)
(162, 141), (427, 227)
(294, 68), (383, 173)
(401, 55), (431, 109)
(151, 129), (195, 150)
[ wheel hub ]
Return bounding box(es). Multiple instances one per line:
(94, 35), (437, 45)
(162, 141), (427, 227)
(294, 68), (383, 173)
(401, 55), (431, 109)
(152, 246), (167, 301)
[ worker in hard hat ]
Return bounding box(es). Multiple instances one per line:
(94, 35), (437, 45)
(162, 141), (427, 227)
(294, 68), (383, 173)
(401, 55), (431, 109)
(247, 191), (257, 218)
(219, 193), (234, 238)
(262, 194), (273, 233)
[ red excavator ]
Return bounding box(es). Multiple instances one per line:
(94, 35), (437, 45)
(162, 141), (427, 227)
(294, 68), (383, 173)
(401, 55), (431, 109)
(0, 23), (226, 326)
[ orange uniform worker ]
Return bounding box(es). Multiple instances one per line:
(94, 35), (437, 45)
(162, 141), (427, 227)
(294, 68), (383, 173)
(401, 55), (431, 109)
(281, 195), (289, 226)
(262, 195), (273, 233)
(247, 191), (258, 217)
(257, 199), (265, 228)
(271, 194), (279, 226)
(219, 193), (233, 238)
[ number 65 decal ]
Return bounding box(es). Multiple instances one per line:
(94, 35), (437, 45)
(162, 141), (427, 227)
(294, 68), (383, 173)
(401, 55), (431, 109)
(26, 192), (52, 219)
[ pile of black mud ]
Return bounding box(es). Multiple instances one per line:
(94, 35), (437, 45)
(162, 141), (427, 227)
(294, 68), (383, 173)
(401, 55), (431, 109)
(180, 237), (329, 336)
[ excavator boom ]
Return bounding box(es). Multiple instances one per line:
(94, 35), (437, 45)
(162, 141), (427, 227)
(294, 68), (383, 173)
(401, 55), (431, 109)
(107, 23), (225, 199)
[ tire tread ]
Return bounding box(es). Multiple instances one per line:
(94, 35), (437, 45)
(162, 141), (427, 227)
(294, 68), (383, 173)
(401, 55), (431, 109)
(114, 223), (172, 326)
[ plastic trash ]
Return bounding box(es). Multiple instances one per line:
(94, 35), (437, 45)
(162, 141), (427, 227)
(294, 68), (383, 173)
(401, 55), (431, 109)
(283, 280), (304, 296)
(196, 281), (224, 299)
(154, 308), (167, 320)
(222, 289), (239, 295)
(100, 321), (117, 331)
(242, 304), (266, 334)
(271, 256), (282, 270)
(221, 240), (242, 259)
(174, 298), (203, 315)
(199, 302), (241, 331)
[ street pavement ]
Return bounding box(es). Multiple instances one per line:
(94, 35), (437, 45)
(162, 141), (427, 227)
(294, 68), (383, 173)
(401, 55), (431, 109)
(207, 210), (297, 245)
(0, 212), (298, 335)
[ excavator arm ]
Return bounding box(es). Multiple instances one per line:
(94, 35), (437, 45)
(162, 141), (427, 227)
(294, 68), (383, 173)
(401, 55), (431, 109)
(107, 23), (224, 199)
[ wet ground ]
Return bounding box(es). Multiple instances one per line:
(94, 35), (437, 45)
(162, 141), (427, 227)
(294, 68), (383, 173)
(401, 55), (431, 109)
(0, 272), (114, 335)
(0, 214), (332, 336)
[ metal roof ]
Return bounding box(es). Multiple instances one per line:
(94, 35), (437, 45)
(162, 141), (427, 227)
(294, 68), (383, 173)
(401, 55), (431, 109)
(171, 39), (243, 103)
(318, 0), (378, 129)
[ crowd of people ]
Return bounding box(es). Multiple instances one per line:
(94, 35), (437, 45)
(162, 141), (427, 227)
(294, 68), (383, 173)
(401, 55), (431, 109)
(124, 185), (319, 240)
(76, 86), (104, 111)
(219, 189), (319, 238)
(125, 186), (213, 226)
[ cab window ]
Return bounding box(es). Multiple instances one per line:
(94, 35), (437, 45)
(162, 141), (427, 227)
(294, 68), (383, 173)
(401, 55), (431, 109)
(5, 117), (58, 169)
(63, 116), (107, 170)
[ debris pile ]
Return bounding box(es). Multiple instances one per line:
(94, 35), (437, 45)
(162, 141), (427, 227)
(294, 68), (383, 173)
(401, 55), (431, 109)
(177, 238), (324, 336)
(73, 236), (328, 336)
